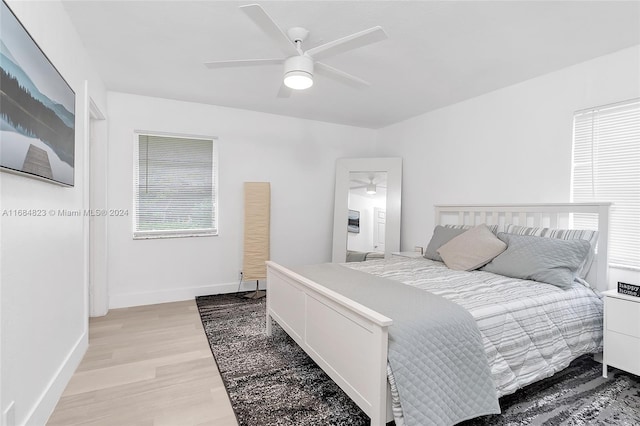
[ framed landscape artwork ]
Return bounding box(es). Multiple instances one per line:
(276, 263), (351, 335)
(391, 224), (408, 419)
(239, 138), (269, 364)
(0, 0), (75, 186)
(348, 209), (360, 233)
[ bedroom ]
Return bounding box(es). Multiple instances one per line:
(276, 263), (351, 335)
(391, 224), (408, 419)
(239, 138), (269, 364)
(0, 1), (639, 425)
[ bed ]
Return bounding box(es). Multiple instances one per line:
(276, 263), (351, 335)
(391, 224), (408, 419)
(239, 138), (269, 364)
(346, 250), (386, 262)
(265, 203), (611, 426)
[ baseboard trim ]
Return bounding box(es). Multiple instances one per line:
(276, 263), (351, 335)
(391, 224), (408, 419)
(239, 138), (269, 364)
(25, 331), (88, 426)
(109, 280), (266, 309)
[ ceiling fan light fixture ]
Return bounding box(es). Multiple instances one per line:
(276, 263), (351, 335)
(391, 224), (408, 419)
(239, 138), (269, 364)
(284, 70), (313, 90)
(283, 56), (314, 90)
(204, 5), (388, 97)
(366, 183), (377, 194)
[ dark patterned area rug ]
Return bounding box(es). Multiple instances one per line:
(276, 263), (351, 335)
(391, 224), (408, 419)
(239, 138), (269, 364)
(196, 294), (640, 426)
(462, 357), (640, 426)
(196, 293), (369, 426)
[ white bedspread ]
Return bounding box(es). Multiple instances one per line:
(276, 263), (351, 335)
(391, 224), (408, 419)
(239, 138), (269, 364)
(344, 257), (604, 398)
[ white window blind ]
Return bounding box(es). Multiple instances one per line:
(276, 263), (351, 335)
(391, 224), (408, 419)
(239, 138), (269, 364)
(571, 98), (640, 269)
(134, 133), (217, 239)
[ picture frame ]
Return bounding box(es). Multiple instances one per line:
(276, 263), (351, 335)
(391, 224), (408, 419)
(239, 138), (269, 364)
(0, 0), (76, 186)
(348, 209), (360, 233)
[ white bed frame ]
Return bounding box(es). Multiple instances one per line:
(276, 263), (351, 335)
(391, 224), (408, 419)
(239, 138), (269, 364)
(266, 203), (611, 425)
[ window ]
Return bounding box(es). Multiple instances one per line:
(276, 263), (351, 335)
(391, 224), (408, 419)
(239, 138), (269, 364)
(571, 98), (640, 269)
(134, 133), (217, 239)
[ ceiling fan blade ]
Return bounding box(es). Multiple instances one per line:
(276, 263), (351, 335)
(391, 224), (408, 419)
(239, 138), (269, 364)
(315, 62), (371, 89)
(240, 4), (299, 57)
(305, 26), (387, 60)
(277, 83), (292, 98)
(204, 58), (283, 69)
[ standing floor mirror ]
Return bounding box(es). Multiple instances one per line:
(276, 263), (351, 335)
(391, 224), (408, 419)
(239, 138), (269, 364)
(332, 157), (402, 263)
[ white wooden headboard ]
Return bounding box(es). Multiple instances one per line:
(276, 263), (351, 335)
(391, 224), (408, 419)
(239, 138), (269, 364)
(434, 203), (612, 291)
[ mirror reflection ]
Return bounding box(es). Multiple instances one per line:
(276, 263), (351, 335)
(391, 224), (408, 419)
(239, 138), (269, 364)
(346, 171), (387, 262)
(332, 157), (401, 263)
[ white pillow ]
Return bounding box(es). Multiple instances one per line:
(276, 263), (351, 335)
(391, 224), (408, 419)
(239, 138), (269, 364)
(437, 224), (507, 271)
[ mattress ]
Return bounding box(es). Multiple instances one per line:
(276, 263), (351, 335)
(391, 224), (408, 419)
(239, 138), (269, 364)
(344, 256), (604, 398)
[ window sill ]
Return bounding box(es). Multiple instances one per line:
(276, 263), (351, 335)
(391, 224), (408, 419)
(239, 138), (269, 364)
(610, 263), (640, 272)
(133, 230), (218, 240)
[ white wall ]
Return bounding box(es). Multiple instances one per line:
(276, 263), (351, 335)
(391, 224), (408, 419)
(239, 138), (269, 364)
(106, 92), (376, 308)
(377, 45), (640, 288)
(0, 1), (107, 425)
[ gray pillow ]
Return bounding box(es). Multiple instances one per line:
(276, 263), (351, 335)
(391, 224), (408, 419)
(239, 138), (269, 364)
(424, 226), (468, 262)
(505, 225), (598, 279)
(482, 233), (591, 288)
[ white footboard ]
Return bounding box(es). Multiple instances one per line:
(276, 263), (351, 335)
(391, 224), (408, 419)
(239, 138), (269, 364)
(266, 261), (392, 426)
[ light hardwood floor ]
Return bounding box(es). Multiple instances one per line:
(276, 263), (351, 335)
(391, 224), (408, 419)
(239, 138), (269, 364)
(48, 300), (238, 426)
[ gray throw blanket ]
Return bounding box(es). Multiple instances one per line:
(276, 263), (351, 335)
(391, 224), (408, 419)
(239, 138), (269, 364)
(291, 263), (500, 426)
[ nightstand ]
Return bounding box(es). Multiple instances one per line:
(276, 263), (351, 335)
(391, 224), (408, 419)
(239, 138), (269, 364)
(602, 289), (640, 378)
(391, 251), (424, 259)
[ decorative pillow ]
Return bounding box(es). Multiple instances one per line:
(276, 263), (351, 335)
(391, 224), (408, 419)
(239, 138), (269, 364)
(482, 233), (591, 288)
(505, 225), (598, 279)
(424, 226), (468, 262)
(436, 224), (507, 271)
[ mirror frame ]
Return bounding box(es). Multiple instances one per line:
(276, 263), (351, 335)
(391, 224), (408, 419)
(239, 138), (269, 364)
(332, 157), (402, 262)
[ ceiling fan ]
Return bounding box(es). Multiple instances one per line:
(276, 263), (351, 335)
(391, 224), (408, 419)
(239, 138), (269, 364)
(351, 176), (387, 195)
(204, 4), (388, 97)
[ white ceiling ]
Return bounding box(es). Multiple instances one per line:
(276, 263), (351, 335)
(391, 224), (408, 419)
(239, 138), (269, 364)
(62, 1), (640, 129)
